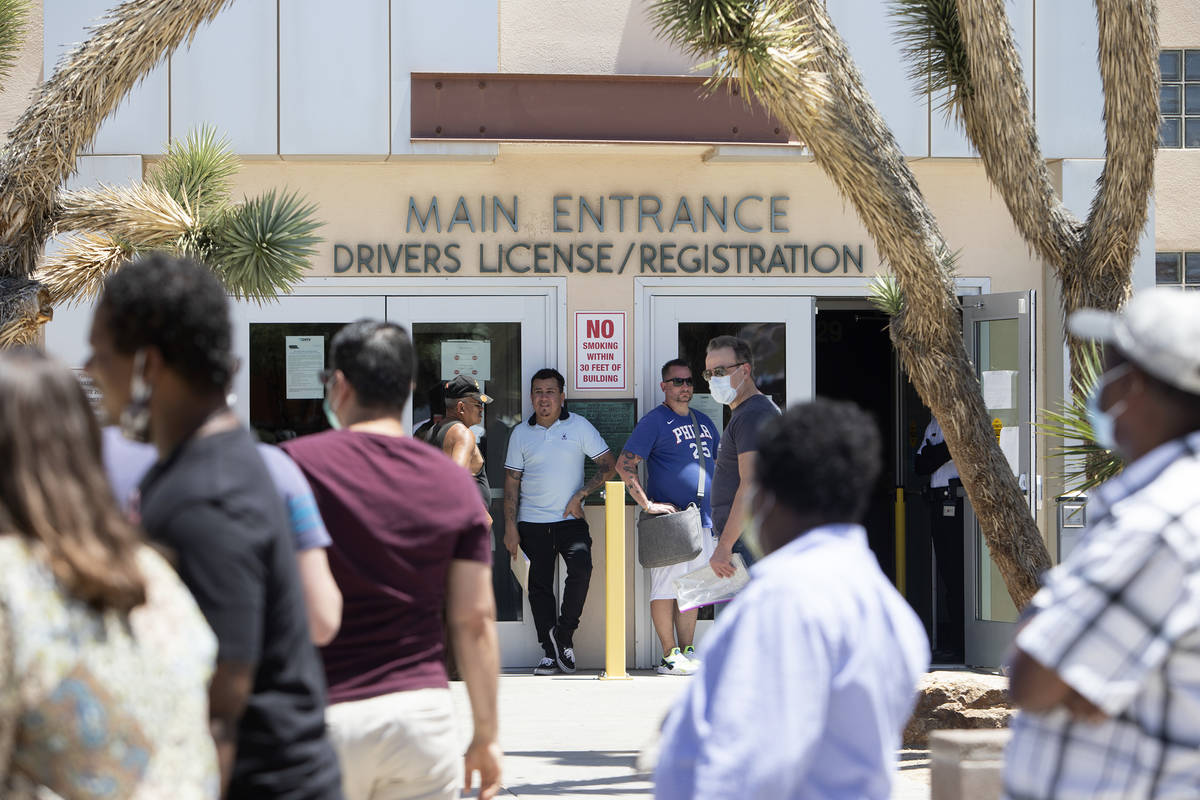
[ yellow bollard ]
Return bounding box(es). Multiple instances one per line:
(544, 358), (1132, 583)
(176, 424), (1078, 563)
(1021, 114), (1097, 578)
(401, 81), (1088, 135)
(600, 480), (631, 680)
(894, 487), (907, 598)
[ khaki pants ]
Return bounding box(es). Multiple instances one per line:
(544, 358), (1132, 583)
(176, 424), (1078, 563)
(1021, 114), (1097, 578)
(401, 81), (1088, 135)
(325, 688), (462, 800)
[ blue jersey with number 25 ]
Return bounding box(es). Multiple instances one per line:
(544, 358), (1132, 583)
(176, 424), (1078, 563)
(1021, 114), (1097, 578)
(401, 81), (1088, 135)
(621, 404), (719, 529)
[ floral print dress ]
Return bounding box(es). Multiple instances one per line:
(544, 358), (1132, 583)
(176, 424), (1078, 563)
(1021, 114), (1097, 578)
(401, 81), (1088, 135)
(0, 537), (219, 799)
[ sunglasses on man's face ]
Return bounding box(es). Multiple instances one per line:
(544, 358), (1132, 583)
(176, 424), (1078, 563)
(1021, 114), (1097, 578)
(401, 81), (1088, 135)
(664, 377), (694, 387)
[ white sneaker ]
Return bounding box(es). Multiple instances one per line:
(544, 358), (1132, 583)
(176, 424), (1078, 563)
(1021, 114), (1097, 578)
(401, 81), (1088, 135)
(533, 657), (559, 675)
(682, 646), (701, 667)
(656, 647), (698, 676)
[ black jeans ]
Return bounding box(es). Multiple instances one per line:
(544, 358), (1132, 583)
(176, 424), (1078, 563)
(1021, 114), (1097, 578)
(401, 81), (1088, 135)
(518, 518), (592, 657)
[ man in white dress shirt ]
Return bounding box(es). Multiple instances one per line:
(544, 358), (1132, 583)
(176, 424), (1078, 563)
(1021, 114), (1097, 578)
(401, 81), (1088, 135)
(654, 398), (929, 800)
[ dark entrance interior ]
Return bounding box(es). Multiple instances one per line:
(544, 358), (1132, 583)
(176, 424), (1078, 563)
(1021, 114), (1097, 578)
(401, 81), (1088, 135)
(814, 307), (962, 663)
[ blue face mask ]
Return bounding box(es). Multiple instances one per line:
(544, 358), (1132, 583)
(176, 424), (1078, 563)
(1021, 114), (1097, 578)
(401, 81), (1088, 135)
(1085, 363), (1131, 453)
(322, 379), (342, 430)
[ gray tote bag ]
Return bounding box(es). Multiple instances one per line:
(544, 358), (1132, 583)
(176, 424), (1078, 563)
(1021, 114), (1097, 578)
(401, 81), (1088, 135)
(637, 504), (704, 568)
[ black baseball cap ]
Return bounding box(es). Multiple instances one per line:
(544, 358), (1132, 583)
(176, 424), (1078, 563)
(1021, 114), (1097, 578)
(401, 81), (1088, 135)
(443, 374), (493, 403)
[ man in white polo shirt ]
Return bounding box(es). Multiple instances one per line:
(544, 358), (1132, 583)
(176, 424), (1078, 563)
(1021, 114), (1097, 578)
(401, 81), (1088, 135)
(503, 368), (617, 675)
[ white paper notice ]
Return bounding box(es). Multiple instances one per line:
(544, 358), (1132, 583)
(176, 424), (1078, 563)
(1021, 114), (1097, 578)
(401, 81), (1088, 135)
(285, 336), (324, 399)
(999, 426), (1021, 474)
(982, 370), (1017, 410)
(441, 340), (491, 381)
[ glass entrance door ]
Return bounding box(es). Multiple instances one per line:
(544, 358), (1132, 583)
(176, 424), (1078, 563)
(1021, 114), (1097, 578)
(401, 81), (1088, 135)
(230, 294), (386, 441)
(388, 295), (552, 668)
(962, 290), (1035, 667)
(640, 291), (815, 665)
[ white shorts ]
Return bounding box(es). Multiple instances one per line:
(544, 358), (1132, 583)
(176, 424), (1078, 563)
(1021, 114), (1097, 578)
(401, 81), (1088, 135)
(649, 528), (716, 602)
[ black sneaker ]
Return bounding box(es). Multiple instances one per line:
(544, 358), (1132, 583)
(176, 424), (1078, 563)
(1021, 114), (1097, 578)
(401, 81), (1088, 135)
(549, 627), (576, 673)
(533, 656), (559, 676)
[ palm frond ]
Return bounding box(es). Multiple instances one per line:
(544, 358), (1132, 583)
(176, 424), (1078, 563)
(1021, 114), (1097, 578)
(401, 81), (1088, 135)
(36, 232), (130, 306)
(1036, 341), (1123, 492)
(651, 0), (830, 121)
(889, 0), (971, 119)
(56, 182), (194, 249)
(210, 189), (323, 302)
(146, 124), (238, 217)
(869, 272), (904, 316)
(0, 0), (29, 90)
(0, 275), (47, 347)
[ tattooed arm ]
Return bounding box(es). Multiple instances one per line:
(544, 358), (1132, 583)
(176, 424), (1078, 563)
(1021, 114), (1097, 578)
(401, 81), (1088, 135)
(614, 450), (677, 514)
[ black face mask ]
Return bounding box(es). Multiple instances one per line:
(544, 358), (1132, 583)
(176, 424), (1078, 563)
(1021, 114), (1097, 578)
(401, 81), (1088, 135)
(119, 349), (152, 443)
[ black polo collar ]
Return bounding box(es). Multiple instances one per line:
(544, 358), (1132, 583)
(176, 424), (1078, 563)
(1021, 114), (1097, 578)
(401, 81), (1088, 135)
(527, 407), (571, 426)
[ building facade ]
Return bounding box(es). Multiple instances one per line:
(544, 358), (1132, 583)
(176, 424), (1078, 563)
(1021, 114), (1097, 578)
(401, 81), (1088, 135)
(3, 0), (1181, 669)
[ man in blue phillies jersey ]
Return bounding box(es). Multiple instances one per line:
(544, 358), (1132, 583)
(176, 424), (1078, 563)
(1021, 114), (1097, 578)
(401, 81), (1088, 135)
(616, 359), (719, 675)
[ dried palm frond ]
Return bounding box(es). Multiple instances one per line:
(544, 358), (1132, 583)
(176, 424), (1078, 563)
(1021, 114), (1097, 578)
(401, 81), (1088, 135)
(0, 0), (235, 281)
(651, 0), (830, 119)
(147, 124), (238, 218)
(890, 0), (970, 119)
(1037, 341), (1122, 492)
(36, 231), (129, 306)
(210, 190), (324, 303)
(57, 182), (194, 249)
(0, 0), (29, 90)
(0, 276), (48, 347)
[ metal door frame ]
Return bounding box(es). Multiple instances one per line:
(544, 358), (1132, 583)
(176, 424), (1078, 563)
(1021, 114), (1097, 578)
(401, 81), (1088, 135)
(962, 290), (1036, 668)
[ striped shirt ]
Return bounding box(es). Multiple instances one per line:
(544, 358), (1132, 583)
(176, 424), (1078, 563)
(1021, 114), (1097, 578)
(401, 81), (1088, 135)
(1004, 431), (1200, 799)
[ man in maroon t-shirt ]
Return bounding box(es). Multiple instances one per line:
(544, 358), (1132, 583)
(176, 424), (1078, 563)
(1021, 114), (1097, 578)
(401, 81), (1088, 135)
(282, 320), (501, 800)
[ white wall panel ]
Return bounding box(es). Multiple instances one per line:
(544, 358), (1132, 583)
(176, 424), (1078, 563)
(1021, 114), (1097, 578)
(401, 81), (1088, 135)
(931, 0), (1033, 158)
(1060, 159), (1155, 291)
(280, 0), (389, 156)
(43, 0), (168, 155)
(828, 0), (928, 157)
(391, 2), (498, 156)
(1035, 0), (1105, 158)
(171, 2), (277, 156)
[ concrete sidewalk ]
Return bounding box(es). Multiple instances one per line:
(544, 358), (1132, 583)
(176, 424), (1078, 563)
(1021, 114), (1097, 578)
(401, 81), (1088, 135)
(449, 671), (930, 799)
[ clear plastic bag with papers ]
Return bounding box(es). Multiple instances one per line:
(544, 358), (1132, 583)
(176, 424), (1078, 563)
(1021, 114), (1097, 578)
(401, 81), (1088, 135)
(673, 553), (750, 612)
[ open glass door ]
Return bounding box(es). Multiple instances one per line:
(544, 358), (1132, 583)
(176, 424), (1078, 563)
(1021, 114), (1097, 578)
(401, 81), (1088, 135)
(962, 290), (1036, 667)
(387, 294), (553, 669)
(640, 291), (815, 666)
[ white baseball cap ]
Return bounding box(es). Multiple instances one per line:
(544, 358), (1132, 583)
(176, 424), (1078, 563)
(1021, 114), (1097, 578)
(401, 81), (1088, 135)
(1068, 288), (1200, 395)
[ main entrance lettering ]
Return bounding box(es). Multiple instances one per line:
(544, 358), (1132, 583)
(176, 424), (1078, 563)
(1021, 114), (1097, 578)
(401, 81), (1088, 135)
(333, 194), (865, 276)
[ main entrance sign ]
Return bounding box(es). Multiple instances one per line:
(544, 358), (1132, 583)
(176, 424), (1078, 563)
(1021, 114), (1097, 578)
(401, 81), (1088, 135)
(332, 194), (866, 276)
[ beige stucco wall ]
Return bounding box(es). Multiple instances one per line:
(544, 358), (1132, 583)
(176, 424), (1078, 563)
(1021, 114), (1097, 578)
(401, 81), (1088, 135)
(1159, 0), (1200, 48)
(1155, 150), (1200, 251)
(232, 148), (1044, 294)
(1156, 0), (1200, 255)
(0, 0), (43, 144)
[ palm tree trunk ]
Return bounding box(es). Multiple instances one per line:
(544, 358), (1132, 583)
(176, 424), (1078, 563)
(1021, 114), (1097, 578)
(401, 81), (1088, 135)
(0, 0), (234, 285)
(952, 0), (1157, 387)
(776, 0), (1050, 606)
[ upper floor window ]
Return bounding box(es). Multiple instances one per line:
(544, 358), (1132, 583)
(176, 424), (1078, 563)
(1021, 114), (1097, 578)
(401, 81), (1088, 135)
(1160, 50), (1200, 148)
(1156, 252), (1200, 289)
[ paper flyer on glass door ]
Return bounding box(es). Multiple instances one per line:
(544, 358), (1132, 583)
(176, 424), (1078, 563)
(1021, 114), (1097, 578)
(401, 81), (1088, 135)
(285, 336), (324, 399)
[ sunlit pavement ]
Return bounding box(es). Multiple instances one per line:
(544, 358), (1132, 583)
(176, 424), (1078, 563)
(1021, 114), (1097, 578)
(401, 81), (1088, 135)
(449, 671), (931, 799)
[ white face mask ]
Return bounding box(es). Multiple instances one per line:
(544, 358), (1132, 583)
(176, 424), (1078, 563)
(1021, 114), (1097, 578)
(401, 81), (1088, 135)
(710, 374), (739, 405)
(1085, 363), (1132, 454)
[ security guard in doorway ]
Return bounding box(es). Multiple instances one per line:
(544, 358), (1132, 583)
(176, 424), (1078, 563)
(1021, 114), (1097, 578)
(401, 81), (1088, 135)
(915, 416), (964, 661)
